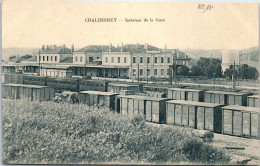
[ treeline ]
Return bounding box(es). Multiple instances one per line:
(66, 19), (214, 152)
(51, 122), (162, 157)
(176, 57), (259, 80)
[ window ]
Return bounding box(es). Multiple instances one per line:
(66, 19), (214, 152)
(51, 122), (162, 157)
(97, 57), (100, 59)
(147, 69), (150, 76)
(155, 57), (158, 63)
(80, 57), (83, 62)
(89, 57), (93, 62)
(161, 69), (164, 75)
(147, 57), (150, 63)
(168, 57), (170, 63)
(47, 56), (49, 61)
(154, 69), (157, 75)
(43, 56), (45, 61)
(161, 57), (164, 63)
(51, 56), (53, 61)
(111, 57), (114, 63)
(140, 57), (143, 63)
(105, 57), (108, 63)
(75, 56), (77, 62)
(133, 69), (136, 76)
(140, 69), (143, 76)
(124, 57), (127, 63)
(55, 56), (57, 61)
(133, 57), (136, 63)
(118, 57), (120, 63)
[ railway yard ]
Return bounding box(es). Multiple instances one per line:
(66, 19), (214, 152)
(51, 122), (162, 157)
(2, 73), (260, 164)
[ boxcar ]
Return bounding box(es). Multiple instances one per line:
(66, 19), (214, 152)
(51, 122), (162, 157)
(115, 95), (169, 123)
(79, 79), (108, 92)
(108, 82), (141, 93)
(46, 77), (79, 91)
(167, 88), (186, 100)
(247, 95), (259, 107)
(204, 91), (228, 105)
(2, 83), (55, 101)
(79, 91), (118, 110)
(166, 100), (223, 133)
(222, 105), (260, 139)
(23, 75), (47, 86)
(227, 92), (253, 106)
(2, 73), (24, 84)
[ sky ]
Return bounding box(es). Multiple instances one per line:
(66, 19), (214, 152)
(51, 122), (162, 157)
(2, 0), (259, 50)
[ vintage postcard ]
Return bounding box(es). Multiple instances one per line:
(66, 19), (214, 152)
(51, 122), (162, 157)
(1, 0), (259, 165)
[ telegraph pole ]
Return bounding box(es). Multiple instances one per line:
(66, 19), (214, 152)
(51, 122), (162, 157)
(146, 60), (149, 84)
(38, 49), (41, 76)
(232, 60), (236, 89)
(137, 63), (140, 84)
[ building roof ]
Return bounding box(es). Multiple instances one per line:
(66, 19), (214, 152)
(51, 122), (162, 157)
(7, 55), (33, 63)
(60, 57), (73, 63)
(167, 100), (224, 107)
(168, 88), (204, 92)
(20, 56), (37, 63)
(205, 90), (252, 96)
(75, 45), (110, 53)
(40, 46), (72, 54)
(248, 95), (259, 99)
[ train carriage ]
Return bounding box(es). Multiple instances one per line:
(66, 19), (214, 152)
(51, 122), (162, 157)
(166, 100), (223, 133)
(23, 75), (47, 86)
(247, 95), (259, 107)
(79, 79), (108, 92)
(46, 77), (79, 91)
(222, 105), (260, 139)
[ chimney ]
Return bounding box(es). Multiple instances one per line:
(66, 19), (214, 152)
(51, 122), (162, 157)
(54, 45), (57, 49)
(164, 44), (167, 51)
(109, 43), (112, 52)
(121, 43), (123, 52)
(71, 44), (74, 53)
(42, 45), (45, 50)
(102, 45), (104, 52)
(47, 45), (50, 49)
(137, 43), (139, 49)
(144, 43), (148, 50)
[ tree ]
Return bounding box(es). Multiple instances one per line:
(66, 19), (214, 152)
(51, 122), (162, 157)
(190, 66), (202, 76)
(238, 64), (259, 80)
(193, 57), (222, 78)
(177, 65), (190, 76)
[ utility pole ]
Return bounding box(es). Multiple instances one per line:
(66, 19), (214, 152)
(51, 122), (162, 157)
(232, 60), (236, 89)
(147, 59), (149, 84)
(174, 49), (178, 86)
(137, 63), (140, 85)
(117, 67), (119, 82)
(38, 49), (41, 76)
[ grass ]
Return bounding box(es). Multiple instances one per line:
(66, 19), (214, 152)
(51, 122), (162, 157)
(2, 99), (230, 164)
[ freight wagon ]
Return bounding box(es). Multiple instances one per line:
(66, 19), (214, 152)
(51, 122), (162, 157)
(79, 91), (118, 110)
(2, 73), (24, 84)
(79, 79), (108, 92)
(115, 95), (169, 123)
(222, 105), (260, 139)
(166, 100), (223, 133)
(247, 95), (259, 107)
(108, 82), (143, 93)
(2, 83), (55, 101)
(167, 88), (204, 102)
(46, 77), (79, 92)
(23, 75), (47, 86)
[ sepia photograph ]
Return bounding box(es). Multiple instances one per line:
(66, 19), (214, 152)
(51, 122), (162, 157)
(1, 0), (260, 165)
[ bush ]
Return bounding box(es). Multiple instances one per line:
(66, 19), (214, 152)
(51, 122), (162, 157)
(2, 99), (230, 164)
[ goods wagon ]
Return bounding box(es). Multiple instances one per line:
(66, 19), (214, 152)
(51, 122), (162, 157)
(247, 95), (259, 107)
(23, 75), (47, 86)
(166, 100), (223, 133)
(204, 91), (228, 105)
(2, 83), (55, 101)
(108, 82), (142, 93)
(227, 92), (253, 106)
(79, 79), (108, 92)
(46, 77), (79, 91)
(79, 91), (118, 110)
(115, 95), (169, 123)
(2, 73), (24, 84)
(222, 105), (260, 139)
(167, 88), (204, 102)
